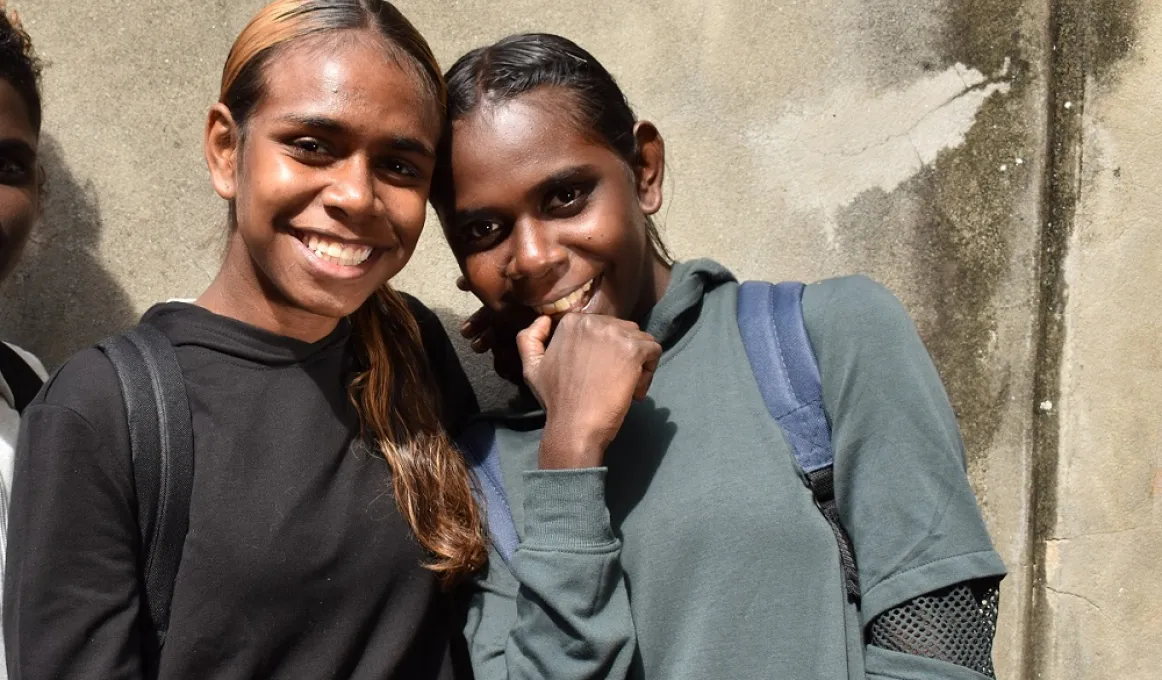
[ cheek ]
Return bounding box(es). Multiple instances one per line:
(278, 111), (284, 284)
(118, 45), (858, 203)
(577, 190), (641, 256)
(463, 252), (509, 309)
(382, 186), (429, 247)
(0, 187), (36, 238)
(236, 148), (307, 223)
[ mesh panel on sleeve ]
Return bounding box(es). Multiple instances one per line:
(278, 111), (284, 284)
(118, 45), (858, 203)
(868, 580), (1000, 678)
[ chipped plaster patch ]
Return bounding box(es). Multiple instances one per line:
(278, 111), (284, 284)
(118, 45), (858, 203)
(748, 61), (1012, 245)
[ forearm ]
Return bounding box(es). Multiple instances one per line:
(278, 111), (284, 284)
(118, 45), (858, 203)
(467, 468), (635, 680)
(864, 579), (1000, 680)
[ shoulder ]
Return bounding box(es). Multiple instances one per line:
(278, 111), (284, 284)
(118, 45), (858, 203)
(801, 275), (910, 330)
(800, 275), (920, 356)
(17, 344), (133, 482)
(395, 290), (480, 433)
(2, 342), (48, 380)
(398, 291), (453, 352)
(399, 291), (441, 327)
(32, 346), (126, 437)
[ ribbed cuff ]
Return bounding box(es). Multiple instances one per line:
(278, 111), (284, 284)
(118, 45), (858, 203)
(521, 468), (616, 551)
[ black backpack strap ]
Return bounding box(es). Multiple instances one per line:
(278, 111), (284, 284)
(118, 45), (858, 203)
(0, 342), (44, 413)
(97, 325), (194, 657)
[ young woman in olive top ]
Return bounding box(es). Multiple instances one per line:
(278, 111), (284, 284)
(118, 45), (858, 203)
(434, 33), (1006, 680)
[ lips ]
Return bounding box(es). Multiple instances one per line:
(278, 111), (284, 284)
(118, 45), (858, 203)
(291, 229), (375, 267)
(532, 276), (598, 315)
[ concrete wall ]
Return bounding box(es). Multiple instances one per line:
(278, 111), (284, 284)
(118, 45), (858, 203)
(0, 1), (1153, 677)
(1037, 0), (1161, 677)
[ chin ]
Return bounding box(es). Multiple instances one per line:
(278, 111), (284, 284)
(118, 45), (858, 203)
(287, 287), (370, 321)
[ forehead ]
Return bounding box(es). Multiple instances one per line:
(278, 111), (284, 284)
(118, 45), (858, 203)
(0, 79), (36, 143)
(449, 90), (621, 202)
(255, 32), (440, 141)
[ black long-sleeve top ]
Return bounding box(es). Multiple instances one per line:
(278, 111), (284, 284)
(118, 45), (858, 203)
(3, 297), (478, 679)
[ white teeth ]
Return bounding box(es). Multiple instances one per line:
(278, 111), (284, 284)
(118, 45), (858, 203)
(536, 279), (594, 315)
(301, 232), (373, 267)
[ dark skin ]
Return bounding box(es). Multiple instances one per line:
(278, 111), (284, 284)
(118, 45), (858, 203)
(442, 88), (670, 468)
(200, 31), (440, 342)
(0, 78), (41, 286)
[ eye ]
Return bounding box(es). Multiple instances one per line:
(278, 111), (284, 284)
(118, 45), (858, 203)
(543, 181), (594, 216)
(466, 220), (501, 241)
(546, 186), (581, 210)
(288, 137), (331, 159)
(377, 157), (420, 179)
(457, 218), (509, 254)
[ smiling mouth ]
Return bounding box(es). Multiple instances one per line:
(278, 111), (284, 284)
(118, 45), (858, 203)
(533, 276), (599, 315)
(292, 229), (375, 267)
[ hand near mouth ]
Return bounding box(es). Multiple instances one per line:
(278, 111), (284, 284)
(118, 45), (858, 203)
(515, 312), (662, 470)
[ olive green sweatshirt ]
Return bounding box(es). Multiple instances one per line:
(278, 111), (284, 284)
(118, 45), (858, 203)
(465, 259), (1006, 680)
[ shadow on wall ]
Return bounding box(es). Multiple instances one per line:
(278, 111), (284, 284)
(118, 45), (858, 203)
(431, 307), (519, 413)
(0, 135), (136, 368)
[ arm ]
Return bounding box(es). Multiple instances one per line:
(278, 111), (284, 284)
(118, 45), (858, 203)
(465, 468), (635, 680)
(803, 277), (1006, 680)
(463, 314), (659, 679)
(3, 350), (144, 679)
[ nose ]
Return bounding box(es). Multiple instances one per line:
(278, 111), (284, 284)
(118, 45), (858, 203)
(322, 158), (380, 221)
(506, 217), (567, 281)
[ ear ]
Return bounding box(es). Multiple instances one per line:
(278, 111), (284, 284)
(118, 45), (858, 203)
(205, 103), (241, 200)
(632, 121), (665, 216)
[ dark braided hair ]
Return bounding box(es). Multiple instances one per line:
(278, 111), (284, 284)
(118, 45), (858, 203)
(0, 3), (42, 132)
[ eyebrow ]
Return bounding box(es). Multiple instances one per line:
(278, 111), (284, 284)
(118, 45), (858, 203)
(451, 207), (497, 228)
(528, 165), (599, 199)
(451, 164), (600, 226)
(276, 113), (435, 158)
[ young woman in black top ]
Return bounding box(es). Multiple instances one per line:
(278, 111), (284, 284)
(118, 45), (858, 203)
(3, 1), (484, 678)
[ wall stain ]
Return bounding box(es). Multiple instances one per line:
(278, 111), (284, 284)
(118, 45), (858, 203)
(1089, 0), (1140, 80)
(1024, 1), (1139, 678)
(841, 0), (1037, 469)
(940, 0), (1028, 74)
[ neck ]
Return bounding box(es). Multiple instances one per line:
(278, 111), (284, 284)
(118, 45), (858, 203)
(196, 234), (340, 343)
(632, 253), (673, 322)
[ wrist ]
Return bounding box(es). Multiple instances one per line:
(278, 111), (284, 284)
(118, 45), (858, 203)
(539, 419), (607, 469)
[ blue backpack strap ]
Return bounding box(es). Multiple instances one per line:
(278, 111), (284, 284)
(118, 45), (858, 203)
(458, 421), (519, 564)
(737, 281), (860, 601)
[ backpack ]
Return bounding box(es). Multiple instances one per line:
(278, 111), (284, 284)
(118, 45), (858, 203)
(459, 281), (860, 602)
(0, 342), (44, 414)
(96, 324), (195, 673)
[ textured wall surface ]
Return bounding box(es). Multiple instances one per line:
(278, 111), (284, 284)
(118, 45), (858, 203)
(0, 1), (1153, 677)
(1041, 0), (1160, 677)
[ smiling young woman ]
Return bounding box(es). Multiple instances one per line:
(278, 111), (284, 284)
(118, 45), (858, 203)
(3, 2), (483, 678)
(433, 34), (1006, 680)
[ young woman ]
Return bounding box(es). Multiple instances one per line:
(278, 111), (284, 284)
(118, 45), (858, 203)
(433, 34), (1007, 680)
(0, 6), (47, 678)
(4, 2), (483, 678)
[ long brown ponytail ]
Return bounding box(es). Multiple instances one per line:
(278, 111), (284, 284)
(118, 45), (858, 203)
(221, 0), (486, 583)
(350, 287), (486, 581)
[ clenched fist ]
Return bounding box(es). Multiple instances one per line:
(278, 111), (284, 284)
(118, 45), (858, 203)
(517, 313), (662, 469)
